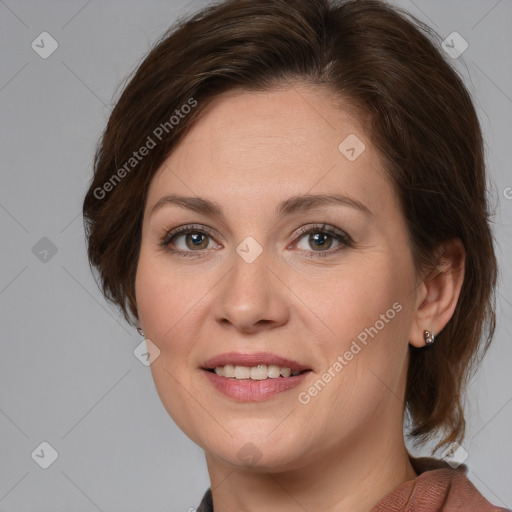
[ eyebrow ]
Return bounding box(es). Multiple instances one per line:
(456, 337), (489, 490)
(149, 192), (374, 219)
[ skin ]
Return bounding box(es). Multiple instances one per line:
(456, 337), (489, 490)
(135, 84), (465, 511)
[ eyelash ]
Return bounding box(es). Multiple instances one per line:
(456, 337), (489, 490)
(159, 223), (353, 258)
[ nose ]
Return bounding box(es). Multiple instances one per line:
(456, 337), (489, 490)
(211, 248), (290, 335)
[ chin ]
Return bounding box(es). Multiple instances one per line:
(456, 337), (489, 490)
(202, 431), (311, 473)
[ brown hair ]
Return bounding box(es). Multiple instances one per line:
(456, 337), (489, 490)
(82, 0), (497, 450)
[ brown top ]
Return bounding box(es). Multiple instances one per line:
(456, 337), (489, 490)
(197, 457), (510, 511)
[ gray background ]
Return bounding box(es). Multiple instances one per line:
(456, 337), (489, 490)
(0, 0), (511, 510)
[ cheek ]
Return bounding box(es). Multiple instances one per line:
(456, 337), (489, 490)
(135, 248), (215, 332)
(135, 251), (211, 442)
(303, 255), (411, 346)
(134, 249), (204, 355)
(304, 253), (414, 393)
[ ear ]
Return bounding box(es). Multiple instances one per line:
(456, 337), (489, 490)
(409, 239), (465, 348)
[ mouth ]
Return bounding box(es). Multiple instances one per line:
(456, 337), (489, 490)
(205, 365), (309, 380)
(202, 351), (311, 377)
(201, 352), (312, 401)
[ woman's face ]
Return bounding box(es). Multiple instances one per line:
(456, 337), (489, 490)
(135, 85), (422, 471)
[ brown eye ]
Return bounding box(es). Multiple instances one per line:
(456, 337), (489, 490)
(167, 230), (215, 251)
(183, 232), (210, 250)
(294, 224), (351, 256)
(305, 231), (334, 251)
(160, 224), (221, 255)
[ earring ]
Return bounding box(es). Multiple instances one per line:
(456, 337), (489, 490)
(137, 327), (144, 337)
(423, 330), (435, 345)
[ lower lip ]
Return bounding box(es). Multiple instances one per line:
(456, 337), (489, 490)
(202, 369), (311, 402)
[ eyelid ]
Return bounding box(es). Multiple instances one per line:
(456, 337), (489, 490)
(160, 223), (220, 245)
(159, 222), (352, 256)
(291, 223), (352, 244)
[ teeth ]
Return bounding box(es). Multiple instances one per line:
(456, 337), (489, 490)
(251, 365), (268, 380)
(279, 367), (292, 378)
(234, 366), (251, 379)
(213, 364), (302, 380)
(267, 365), (281, 378)
(224, 365), (235, 378)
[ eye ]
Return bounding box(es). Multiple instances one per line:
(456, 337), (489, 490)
(292, 224), (352, 256)
(159, 224), (221, 256)
(160, 223), (352, 258)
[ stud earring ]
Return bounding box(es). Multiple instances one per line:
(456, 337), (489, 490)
(137, 327), (144, 337)
(423, 330), (435, 345)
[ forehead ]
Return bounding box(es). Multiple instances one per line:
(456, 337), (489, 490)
(169, 85), (366, 164)
(146, 85), (395, 220)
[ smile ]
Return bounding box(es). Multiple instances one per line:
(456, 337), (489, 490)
(209, 364), (306, 380)
(201, 351), (312, 401)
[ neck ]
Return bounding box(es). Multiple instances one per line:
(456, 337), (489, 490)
(205, 414), (417, 512)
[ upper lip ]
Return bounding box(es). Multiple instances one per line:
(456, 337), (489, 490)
(202, 352), (310, 373)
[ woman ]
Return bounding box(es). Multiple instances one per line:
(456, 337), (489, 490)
(83, 0), (507, 509)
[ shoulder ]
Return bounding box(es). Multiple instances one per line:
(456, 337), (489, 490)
(196, 458), (509, 512)
(196, 488), (213, 512)
(371, 456), (510, 512)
